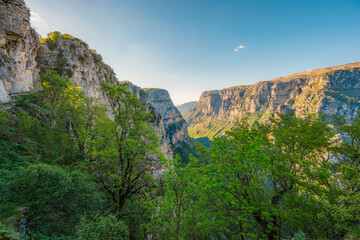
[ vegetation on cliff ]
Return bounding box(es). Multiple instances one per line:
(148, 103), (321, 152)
(0, 71), (160, 239)
(150, 113), (360, 240)
(1, 71), (360, 239)
(185, 64), (360, 140)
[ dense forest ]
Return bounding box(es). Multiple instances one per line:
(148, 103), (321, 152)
(1, 71), (360, 239)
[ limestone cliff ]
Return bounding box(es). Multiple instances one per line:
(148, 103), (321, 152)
(36, 33), (175, 159)
(143, 89), (191, 150)
(185, 62), (360, 139)
(0, 0), (190, 162)
(0, 0), (40, 103)
(177, 101), (197, 115)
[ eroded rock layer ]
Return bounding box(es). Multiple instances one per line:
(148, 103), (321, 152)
(144, 88), (191, 149)
(36, 35), (175, 159)
(0, 0), (40, 103)
(185, 62), (360, 138)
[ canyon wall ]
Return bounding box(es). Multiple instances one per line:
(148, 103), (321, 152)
(0, 0), (40, 103)
(36, 35), (175, 159)
(0, 0), (190, 160)
(185, 62), (360, 138)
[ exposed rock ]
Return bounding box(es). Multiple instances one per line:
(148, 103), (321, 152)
(177, 101), (197, 115)
(36, 36), (115, 105)
(143, 88), (191, 149)
(185, 62), (360, 138)
(0, 0), (40, 104)
(0, 0), (190, 167)
(36, 34), (174, 159)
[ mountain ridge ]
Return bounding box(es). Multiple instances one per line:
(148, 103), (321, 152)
(185, 62), (360, 139)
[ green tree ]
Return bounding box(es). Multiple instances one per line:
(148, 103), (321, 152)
(331, 114), (360, 238)
(9, 164), (103, 238)
(197, 121), (271, 239)
(165, 114), (336, 239)
(262, 113), (336, 239)
(76, 214), (129, 240)
(84, 82), (163, 215)
(148, 156), (207, 240)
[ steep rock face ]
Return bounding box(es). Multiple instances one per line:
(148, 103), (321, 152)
(144, 89), (191, 150)
(36, 36), (115, 105)
(0, 0), (40, 103)
(36, 36), (173, 159)
(177, 101), (197, 115)
(185, 62), (360, 139)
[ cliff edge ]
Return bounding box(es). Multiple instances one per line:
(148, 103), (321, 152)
(185, 62), (360, 138)
(0, 0), (40, 103)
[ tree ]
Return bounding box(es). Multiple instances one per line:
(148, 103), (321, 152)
(263, 113), (336, 239)
(166, 113), (336, 239)
(197, 121), (271, 239)
(9, 164), (102, 238)
(84, 82), (163, 215)
(331, 114), (360, 238)
(76, 214), (129, 240)
(148, 156), (207, 240)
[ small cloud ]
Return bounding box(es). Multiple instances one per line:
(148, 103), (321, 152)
(30, 11), (44, 23)
(234, 45), (245, 52)
(29, 11), (51, 37)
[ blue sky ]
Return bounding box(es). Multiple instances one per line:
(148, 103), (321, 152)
(26, 0), (360, 105)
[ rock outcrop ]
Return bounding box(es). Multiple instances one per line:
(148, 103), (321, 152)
(177, 101), (197, 115)
(185, 62), (360, 139)
(144, 89), (191, 150)
(0, 0), (191, 165)
(36, 33), (177, 159)
(0, 0), (40, 103)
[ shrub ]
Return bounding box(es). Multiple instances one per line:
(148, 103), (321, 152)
(9, 164), (103, 237)
(76, 214), (129, 240)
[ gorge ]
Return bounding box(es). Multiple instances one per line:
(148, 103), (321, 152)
(1, 0), (360, 239)
(184, 62), (360, 139)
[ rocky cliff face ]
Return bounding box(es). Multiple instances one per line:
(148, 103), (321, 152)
(0, 0), (40, 103)
(36, 34), (176, 159)
(0, 0), (191, 164)
(36, 35), (117, 105)
(144, 89), (191, 150)
(185, 62), (360, 139)
(177, 101), (197, 115)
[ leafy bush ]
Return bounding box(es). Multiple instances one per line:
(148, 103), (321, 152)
(76, 214), (129, 240)
(9, 164), (103, 237)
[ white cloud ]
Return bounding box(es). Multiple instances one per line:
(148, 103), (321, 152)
(29, 11), (51, 38)
(30, 11), (43, 23)
(234, 45), (245, 52)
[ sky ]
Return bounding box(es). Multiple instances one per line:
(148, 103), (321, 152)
(26, 0), (360, 105)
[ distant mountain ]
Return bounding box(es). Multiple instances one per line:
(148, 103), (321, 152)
(184, 62), (360, 139)
(177, 101), (197, 115)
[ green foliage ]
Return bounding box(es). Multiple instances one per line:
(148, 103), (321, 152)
(84, 82), (162, 215)
(173, 141), (197, 164)
(148, 156), (207, 239)
(9, 164), (102, 237)
(185, 112), (233, 139)
(191, 136), (212, 148)
(78, 55), (86, 63)
(40, 31), (77, 45)
(326, 89), (360, 105)
(330, 114), (360, 238)
(0, 70), (141, 239)
(90, 49), (103, 63)
(76, 214), (129, 240)
(153, 113), (351, 239)
(2, 65), (360, 239)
